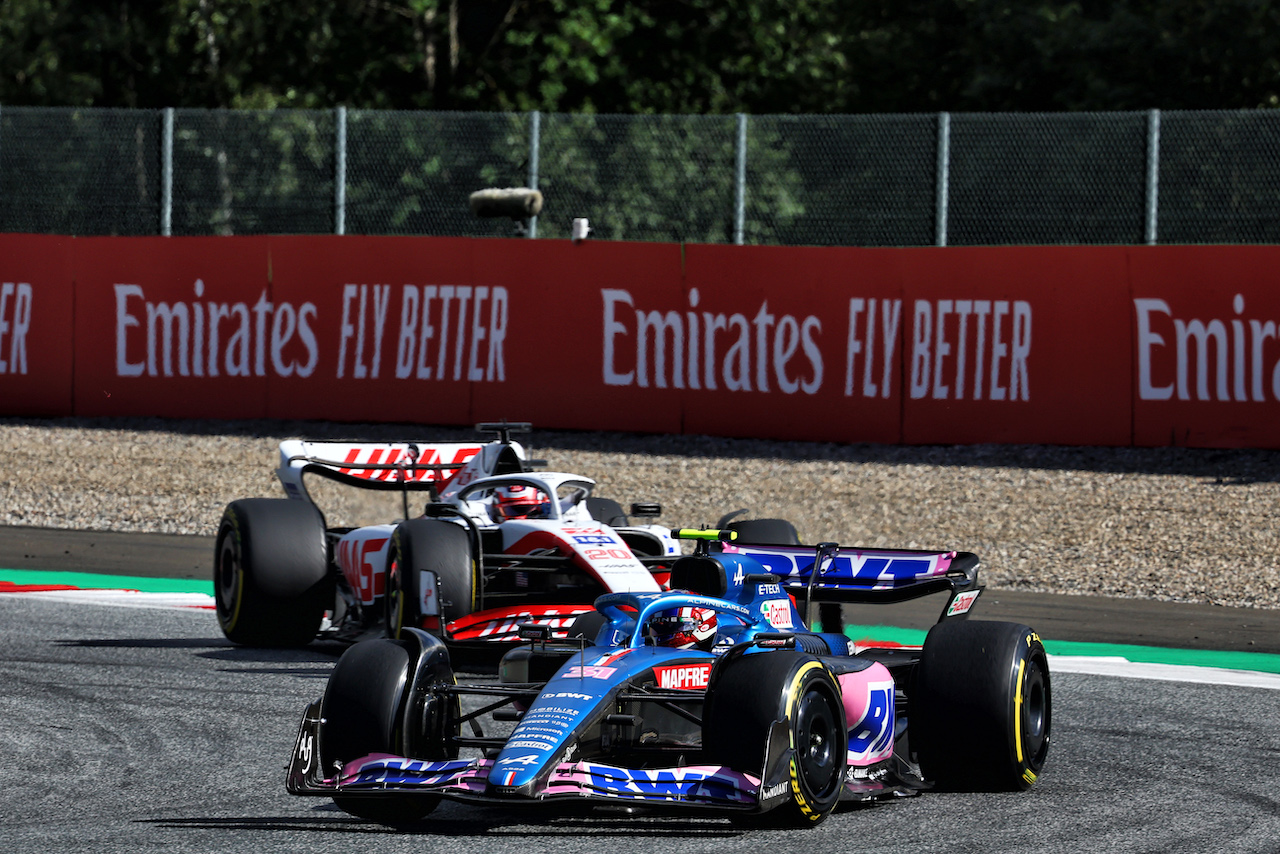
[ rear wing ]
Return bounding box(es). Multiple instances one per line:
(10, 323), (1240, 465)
(721, 541), (982, 623)
(276, 439), (525, 500)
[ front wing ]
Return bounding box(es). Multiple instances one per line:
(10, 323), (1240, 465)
(287, 701), (760, 810)
(287, 700), (920, 813)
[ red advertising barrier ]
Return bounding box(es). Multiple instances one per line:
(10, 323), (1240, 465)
(897, 246), (1133, 446)
(680, 244), (1134, 445)
(265, 236), (478, 425)
(3, 232), (1279, 448)
(1129, 245), (1280, 447)
(0, 235), (74, 416)
(270, 236), (684, 431)
(468, 238), (685, 434)
(680, 244), (906, 444)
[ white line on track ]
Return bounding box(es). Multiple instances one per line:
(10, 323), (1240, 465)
(0, 589), (214, 610)
(1049, 654), (1280, 690)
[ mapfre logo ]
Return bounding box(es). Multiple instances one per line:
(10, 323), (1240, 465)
(654, 663), (712, 690)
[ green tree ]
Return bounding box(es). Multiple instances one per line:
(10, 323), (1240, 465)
(4, 0), (1280, 113)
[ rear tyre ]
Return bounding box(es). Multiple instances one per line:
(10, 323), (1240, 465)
(704, 651), (847, 827)
(214, 498), (331, 647)
(385, 519), (476, 639)
(320, 637), (451, 823)
(910, 620), (1051, 791)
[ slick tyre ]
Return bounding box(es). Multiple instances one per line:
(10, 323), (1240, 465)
(910, 620), (1051, 791)
(385, 519), (476, 639)
(704, 651), (847, 827)
(320, 637), (452, 824)
(214, 498), (331, 647)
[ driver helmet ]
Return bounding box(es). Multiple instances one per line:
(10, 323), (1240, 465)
(493, 484), (550, 520)
(646, 606), (717, 650)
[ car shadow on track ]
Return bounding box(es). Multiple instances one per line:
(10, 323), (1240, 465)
(142, 810), (747, 838)
(55, 636), (346, 677)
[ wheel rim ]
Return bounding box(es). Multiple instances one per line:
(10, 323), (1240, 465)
(794, 687), (841, 797)
(214, 531), (242, 626)
(1021, 658), (1050, 768)
(386, 555), (405, 639)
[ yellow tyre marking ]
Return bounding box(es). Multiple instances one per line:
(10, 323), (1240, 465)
(785, 660), (834, 821)
(1014, 657), (1026, 764)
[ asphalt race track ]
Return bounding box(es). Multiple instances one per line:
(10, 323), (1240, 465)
(2, 533), (1280, 852)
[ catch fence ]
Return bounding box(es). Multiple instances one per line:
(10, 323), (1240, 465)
(2, 106), (1278, 246)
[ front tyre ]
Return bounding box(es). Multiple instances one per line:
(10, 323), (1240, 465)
(385, 519), (476, 639)
(704, 651), (847, 827)
(910, 620), (1051, 791)
(214, 498), (330, 647)
(320, 636), (454, 824)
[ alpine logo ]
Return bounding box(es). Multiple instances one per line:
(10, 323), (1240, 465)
(654, 663), (712, 690)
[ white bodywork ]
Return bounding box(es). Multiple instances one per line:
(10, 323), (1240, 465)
(273, 437), (674, 614)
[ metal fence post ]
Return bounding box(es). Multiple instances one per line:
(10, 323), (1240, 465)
(935, 112), (951, 247)
(1145, 109), (1161, 245)
(335, 105), (347, 236)
(527, 111), (541, 239)
(734, 113), (747, 245)
(160, 108), (174, 236)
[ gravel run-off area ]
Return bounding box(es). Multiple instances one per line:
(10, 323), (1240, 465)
(2, 416), (1278, 610)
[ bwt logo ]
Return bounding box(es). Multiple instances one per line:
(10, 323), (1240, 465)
(0, 282), (32, 376)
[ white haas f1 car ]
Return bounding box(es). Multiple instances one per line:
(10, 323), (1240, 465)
(286, 530), (1051, 827)
(216, 423), (774, 649)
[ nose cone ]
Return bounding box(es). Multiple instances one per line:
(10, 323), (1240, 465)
(487, 661), (615, 793)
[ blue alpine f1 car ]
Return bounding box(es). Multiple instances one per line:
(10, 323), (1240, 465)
(286, 529), (1051, 827)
